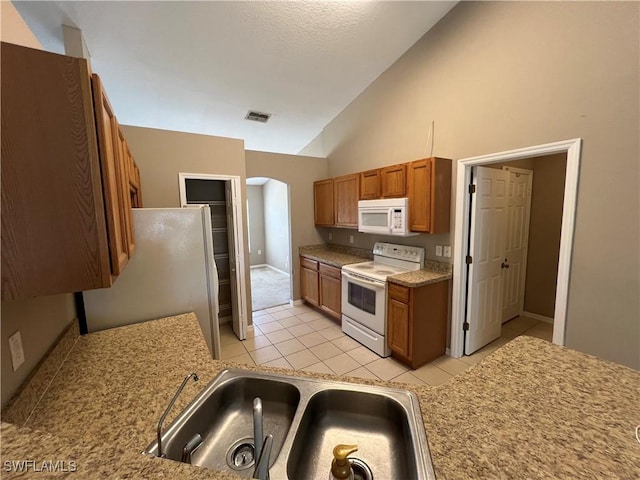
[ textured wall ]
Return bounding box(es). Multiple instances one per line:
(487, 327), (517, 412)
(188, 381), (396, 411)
(247, 185), (266, 266)
(263, 180), (290, 273)
(308, 2), (639, 368)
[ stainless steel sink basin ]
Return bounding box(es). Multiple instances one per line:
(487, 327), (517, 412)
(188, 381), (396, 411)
(286, 389), (423, 479)
(145, 369), (435, 480)
(145, 374), (300, 476)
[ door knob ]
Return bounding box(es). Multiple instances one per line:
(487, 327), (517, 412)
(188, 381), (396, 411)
(501, 261), (510, 269)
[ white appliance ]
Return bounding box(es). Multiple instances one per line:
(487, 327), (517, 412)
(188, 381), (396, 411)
(342, 242), (424, 357)
(82, 206), (221, 359)
(358, 198), (418, 237)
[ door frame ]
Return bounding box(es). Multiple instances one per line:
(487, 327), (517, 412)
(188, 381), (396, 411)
(450, 138), (582, 358)
(178, 172), (248, 339)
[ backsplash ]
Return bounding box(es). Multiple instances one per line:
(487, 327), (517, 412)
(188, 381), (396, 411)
(318, 228), (453, 263)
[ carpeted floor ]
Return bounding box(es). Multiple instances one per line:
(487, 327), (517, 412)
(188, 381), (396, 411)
(250, 266), (290, 311)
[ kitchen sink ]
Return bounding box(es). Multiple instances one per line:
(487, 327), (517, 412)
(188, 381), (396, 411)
(145, 369), (435, 480)
(286, 389), (421, 479)
(144, 374), (300, 476)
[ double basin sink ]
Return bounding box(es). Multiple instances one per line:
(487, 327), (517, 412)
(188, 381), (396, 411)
(145, 369), (436, 479)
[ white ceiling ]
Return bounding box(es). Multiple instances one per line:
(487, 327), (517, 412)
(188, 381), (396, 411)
(15, 1), (457, 155)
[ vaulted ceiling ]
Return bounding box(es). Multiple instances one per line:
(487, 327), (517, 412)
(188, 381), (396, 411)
(16, 1), (457, 155)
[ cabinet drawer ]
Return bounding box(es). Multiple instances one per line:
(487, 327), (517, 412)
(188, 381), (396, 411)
(301, 257), (319, 270)
(388, 282), (410, 303)
(319, 263), (341, 279)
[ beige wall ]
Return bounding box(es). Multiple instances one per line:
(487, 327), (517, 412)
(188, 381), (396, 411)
(308, 2), (640, 368)
(121, 125), (253, 317)
(0, 2), (78, 408)
(524, 154), (566, 318)
(245, 150), (328, 300)
(247, 185), (266, 266)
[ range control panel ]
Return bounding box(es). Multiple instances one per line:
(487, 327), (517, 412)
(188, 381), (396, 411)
(373, 242), (425, 265)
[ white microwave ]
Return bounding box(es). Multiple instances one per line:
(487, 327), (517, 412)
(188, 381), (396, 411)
(357, 198), (418, 236)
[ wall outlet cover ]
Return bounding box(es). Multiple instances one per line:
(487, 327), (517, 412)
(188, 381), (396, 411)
(349, 235), (354, 244)
(443, 246), (451, 258)
(435, 245), (443, 257)
(328, 232), (333, 240)
(9, 330), (25, 372)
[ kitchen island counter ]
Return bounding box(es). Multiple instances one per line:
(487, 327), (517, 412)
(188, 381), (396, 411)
(1, 313), (638, 479)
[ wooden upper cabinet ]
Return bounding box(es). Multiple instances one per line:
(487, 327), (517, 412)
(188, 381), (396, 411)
(92, 74), (130, 276)
(314, 179), (335, 226)
(334, 174), (359, 228)
(1, 42), (112, 299)
(407, 157), (452, 233)
(360, 169), (380, 200)
(0, 43), (140, 301)
(380, 164), (407, 198)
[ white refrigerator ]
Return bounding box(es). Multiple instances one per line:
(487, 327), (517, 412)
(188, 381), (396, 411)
(82, 206), (221, 359)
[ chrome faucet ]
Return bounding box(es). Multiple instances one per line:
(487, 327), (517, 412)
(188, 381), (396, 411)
(252, 397), (272, 480)
(253, 434), (273, 480)
(157, 372), (199, 458)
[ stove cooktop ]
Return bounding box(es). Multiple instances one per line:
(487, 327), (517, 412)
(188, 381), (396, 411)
(342, 260), (415, 282)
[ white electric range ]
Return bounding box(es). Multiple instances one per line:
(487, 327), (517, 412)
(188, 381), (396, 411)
(341, 242), (425, 357)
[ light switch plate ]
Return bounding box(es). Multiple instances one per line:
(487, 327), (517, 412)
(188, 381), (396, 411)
(349, 235), (354, 244)
(435, 245), (443, 257)
(328, 232), (333, 240)
(443, 246), (451, 258)
(9, 331), (25, 371)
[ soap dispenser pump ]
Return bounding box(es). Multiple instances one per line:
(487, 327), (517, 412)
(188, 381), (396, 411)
(330, 444), (358, 480)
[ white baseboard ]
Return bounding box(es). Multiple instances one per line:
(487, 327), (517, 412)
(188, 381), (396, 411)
(250, 263), (290, 276)
(289, 299), (303, 306)
(522, 311), (554, 324)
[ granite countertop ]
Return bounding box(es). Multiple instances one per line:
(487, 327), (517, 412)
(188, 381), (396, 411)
(299, 243), (370, 268)
(299, 244), (452, 287)
(2, 313), (639, 479)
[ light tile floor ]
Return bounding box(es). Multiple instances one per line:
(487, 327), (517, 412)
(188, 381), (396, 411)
(219, 304), (554, 387)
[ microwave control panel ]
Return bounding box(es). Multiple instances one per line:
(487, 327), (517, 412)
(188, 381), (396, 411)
(392, 209), (404, 229)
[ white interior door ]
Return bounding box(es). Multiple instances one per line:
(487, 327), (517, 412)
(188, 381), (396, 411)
(226, 180), (246, 340)
(465, 166), (509, 354)
(501, 167), (533, 323)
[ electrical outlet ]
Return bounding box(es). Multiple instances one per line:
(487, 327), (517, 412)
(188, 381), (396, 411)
(328, 232), (333, 240)
(9, 331), (25, 372)
(349, 235), (354, 244)
(443, 246), (451, 258)
(435, 245), (443, 257)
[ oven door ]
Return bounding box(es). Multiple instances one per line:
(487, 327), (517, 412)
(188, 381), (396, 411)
(341, 270), (386, 335)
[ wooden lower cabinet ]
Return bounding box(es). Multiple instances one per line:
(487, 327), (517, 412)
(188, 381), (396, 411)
(299, 256), (341, 321)
(300, 257), (319, 306)
(319, 263), (341, 319)
(387, 280), (450, 368)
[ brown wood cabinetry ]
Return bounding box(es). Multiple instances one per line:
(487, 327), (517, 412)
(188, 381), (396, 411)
(407, 157), (452, 233)
(387, 280), (449, 368)
(313, 179), (335, 226)
(318, 263), (341, 319)
(334, 174), (359, 228)
(299, 256), (341, 321)
(360, 169), (380, 200)
(380, 164), (407, 198)
(300, 257), (320, 306)
(0, 42), (141, 300)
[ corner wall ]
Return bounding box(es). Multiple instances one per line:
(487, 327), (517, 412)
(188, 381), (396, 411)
(310, 2), (640, 368)
(245, 150), (328, 301)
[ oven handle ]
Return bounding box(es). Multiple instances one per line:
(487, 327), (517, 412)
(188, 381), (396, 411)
(342, 271), (386, 290)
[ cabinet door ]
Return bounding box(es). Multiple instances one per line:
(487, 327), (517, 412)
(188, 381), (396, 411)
(314, 179), (335, 226)
(1, 42), (112, 299)
(334, 174), (359, 228)
(360, 169), (380, 200)
(319, 264), (341, 320)
(381, 164), (407, 198)
(300, 267), (319, 306)
(407, 159), (432, 232)
(116, 127), (136, 255)
(387, 298), (411, 360)
(92, 74), (129, 275)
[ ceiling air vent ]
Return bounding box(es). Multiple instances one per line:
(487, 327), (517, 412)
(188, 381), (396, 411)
(245, 110), (271, 123)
